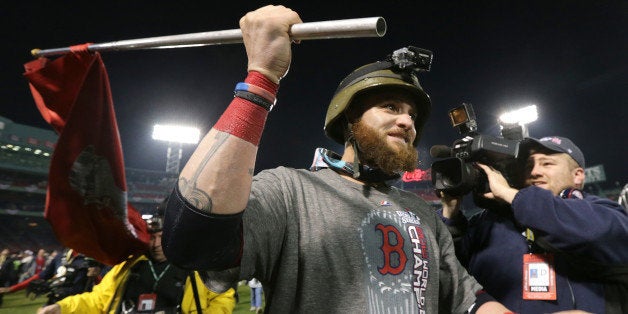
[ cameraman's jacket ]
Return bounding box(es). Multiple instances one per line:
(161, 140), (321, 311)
(442, 186), (628, 314)
(56, 255), (235, 314)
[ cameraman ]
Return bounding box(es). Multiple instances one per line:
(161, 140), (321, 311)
(0, 248), (99, 305)
(440, 136), (628, 314)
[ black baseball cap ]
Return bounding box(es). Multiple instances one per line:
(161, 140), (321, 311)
(520, 136), (585, 168)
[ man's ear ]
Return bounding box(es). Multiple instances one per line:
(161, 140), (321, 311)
(573, 167), (585, 188)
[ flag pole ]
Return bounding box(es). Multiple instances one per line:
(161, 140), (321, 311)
(31, 17), (386, 58)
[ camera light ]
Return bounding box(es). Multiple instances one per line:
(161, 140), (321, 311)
(449, 106), (470, 127)
(448, 103), (478, 136)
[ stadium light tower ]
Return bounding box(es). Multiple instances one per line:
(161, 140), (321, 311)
(152, 124), (200, 173)
(498, 105), (538, 140)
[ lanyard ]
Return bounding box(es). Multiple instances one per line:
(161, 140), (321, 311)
(148, 260), (171, 291)
(525, 228), (535, 252)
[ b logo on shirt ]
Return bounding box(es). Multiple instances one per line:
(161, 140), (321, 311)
(376, 224), (407, 275)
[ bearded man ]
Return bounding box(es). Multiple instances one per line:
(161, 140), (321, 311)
(161, 5), (510, 313)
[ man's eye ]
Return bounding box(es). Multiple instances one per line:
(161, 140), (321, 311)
(384, 104), (397, 111)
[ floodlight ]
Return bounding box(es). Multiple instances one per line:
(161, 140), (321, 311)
(152, 124), (200, 144)
(499, 105), (538, 140)
(499, 105), (538, 126)
(152, 124), (201, 173)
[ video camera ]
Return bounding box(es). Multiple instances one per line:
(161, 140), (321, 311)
(431, 103), (523, 196)
(389, 46), (433, 73)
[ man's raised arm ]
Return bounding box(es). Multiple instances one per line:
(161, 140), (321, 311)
(180, 5), (300, 214)
(162, 6), (302, 270)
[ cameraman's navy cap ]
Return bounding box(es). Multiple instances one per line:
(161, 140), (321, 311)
(521, 136), (585, 168)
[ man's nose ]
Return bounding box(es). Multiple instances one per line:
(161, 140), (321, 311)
(529, 163), (543, 177)
(396, 113), (414, 129)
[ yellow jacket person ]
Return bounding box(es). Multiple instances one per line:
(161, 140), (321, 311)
(38, 214), (235, 314)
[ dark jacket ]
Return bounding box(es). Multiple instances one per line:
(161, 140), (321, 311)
(443, 186), (628, 313)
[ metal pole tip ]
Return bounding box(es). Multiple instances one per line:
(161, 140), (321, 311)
(30, 49), (41, 57)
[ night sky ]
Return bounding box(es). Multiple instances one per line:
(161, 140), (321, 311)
(2, 1), (626, 187)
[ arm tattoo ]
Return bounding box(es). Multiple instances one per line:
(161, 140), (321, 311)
(178, 132), (229, 213)
(179, 177), (213, 212)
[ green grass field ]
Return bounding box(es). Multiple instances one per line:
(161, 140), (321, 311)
(0, 283), (262, 313)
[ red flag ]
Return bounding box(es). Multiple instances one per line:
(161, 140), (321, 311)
(23, 50), (149, 265)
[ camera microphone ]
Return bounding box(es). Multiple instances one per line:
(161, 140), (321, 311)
(430, 145), (452, 158)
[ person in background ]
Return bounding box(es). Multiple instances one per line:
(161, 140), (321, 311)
(618, 183), (628, 212)
(19, 249), (47, 282)
(33, 249), (47, 276)
(247, 278), (262, 312)
(17, 250), (34, 282)
(0, 248), (12, 307)
(45, 250), (58, 268)
(161, 5), (510, 313)
(37, 208), (236, 314)
(440, 136), (628, 313)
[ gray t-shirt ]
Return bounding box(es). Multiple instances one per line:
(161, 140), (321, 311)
(237, 167), (482, 313)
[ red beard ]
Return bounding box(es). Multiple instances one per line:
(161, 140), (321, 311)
(351, 121), (418, 174)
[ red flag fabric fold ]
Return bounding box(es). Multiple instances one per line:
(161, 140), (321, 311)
(24, 51), (149, 265)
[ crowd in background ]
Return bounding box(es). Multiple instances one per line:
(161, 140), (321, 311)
(0, 248), (57, 305)
(1, 248), (56, 286)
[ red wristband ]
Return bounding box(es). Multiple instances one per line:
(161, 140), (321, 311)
(214, 98), (267, 146)
(213, 72), (277, 146)
(245, 71), (279, 95)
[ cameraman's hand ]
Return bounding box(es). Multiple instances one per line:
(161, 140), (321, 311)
(438, 191), (463, 219)
(476, 163), (518, 204)
(87, 266), (101, 277)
